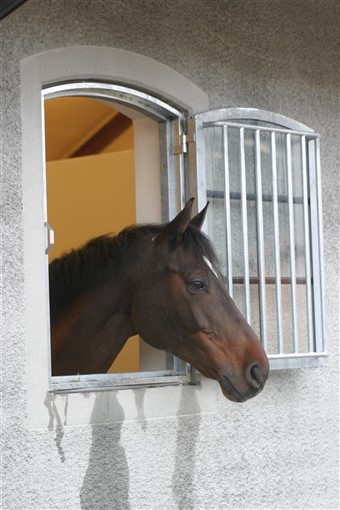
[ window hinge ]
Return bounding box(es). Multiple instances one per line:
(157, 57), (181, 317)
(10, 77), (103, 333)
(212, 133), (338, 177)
(172, 133), (195, 155)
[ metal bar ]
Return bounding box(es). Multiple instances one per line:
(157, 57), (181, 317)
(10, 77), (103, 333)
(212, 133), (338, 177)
(171, 118), (185, 211)
(286, 134), (299, 352)
(41, 96), (54, 386)
(187, 116), (208, 226)
(222, 126), (233, 297)
(301, 136), (314, 352)
(173, 356), (181, 372)
(51, 370), (186, 384)
(271, 132), (283, 353)
(159, 121), (172, 223)
(308, 138), (323, 353)
(203, 120), (319, 138)
(267, 352), (328, 360)
(187, 361), (201, 385)
(206, 189), (304, 205)
(173, 355), (188, 374)
(50, 366), (193, 394)
(315, 136), (326, 353)
(255, 129), (267, 349)
(240, 128), (251, 322)
(231, 276), (307, 285)
(51, 375), (190, 394)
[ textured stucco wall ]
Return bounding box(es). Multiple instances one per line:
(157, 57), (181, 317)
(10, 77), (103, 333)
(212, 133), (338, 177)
(2, 1), (339, 509)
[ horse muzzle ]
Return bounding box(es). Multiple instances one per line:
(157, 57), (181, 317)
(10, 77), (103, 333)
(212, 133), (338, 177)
(218, 360), (269, 402)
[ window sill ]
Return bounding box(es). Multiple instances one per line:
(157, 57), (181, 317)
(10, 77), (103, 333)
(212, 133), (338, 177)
(41, 377), (218, 429)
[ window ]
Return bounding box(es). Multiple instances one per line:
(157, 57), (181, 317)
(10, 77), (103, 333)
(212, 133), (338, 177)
(41, 95), (328, 394)
(43, 82), (196, 393)
(22, 47), (214, 428)
(187, 108), (326, 369)
(22, 47), (326, 429)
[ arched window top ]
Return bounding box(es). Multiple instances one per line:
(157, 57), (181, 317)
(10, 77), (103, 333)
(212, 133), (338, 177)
(43, 81), (186, 122)
(22, 45), (209, 114)
(193, 107), (315, 133)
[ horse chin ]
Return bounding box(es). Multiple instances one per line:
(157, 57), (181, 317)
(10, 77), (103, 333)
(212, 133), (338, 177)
(218, 373), (265, 403)
(218, 378), (248, 403)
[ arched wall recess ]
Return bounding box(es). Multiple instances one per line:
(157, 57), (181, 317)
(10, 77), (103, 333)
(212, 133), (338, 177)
(21, 46), (212, 429)
(22, 47), (326, 429)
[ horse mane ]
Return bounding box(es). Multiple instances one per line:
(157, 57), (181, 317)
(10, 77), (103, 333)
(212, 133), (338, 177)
(49, 223), (219, 320)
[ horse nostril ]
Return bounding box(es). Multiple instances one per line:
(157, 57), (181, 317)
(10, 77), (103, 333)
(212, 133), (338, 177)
(247, 363), (265, 389)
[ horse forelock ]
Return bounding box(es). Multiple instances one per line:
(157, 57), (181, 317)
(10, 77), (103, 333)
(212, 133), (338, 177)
(181, 225), (220, 268)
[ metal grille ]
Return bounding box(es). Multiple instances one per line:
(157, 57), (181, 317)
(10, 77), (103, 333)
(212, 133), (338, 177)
(196, 115), (326, 369)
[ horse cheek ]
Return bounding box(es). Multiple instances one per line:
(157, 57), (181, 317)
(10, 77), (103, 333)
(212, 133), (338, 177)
(130, 282), (168, 350)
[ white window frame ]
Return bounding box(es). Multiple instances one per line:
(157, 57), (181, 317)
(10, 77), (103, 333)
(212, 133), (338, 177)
(187, 108), (326, 369)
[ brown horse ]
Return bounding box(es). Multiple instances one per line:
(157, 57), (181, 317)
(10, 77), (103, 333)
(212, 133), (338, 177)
(49, 198), (269, 402)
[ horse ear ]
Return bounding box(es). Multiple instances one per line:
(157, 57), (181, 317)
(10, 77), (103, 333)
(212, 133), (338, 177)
(190, 202), (209, 230)
(157, 198), (195, 245)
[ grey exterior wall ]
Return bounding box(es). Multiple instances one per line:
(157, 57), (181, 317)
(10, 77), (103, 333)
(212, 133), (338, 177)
(2, 1), (339, 509)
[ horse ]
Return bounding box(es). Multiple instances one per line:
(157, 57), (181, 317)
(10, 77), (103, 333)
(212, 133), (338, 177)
(49, 198), (269, 402)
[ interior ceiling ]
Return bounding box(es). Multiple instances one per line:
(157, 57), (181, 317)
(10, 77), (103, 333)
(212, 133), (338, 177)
(44, 97), (133, 162)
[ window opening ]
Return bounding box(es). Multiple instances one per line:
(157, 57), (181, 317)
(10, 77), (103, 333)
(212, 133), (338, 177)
(43, 82), (193, 392)
(45, 96), (140, 375)
(188, 109), (326, 369)
(43, 91), (326, 388)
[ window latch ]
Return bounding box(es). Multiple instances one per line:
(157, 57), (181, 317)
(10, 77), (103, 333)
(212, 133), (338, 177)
(45, 222), (55, 254)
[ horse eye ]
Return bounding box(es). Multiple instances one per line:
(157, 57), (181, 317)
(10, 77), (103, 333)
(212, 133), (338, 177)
(188, 279), (205, 291)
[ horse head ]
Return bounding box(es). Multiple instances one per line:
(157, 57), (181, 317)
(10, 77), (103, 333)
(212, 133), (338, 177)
(131, 198), (269, 402)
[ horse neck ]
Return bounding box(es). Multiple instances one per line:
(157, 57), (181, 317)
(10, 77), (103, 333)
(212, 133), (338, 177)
(51, 235), (152, 376)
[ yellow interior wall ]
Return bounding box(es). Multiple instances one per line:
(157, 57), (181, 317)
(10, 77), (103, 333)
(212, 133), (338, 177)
(46, 149), (140, 373)
(45, 97), (122, 161)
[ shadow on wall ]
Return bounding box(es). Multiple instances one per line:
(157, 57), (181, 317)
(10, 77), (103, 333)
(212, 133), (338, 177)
(44, 393), (67, 463)
(80, 393), (130, 510)
(172, 388), (201, 510)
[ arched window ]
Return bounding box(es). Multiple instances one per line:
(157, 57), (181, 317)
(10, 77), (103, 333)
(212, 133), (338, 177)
(22, 48), (325, 428)
(43, 81), (194, 392)
(22, 47), (213, 428)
